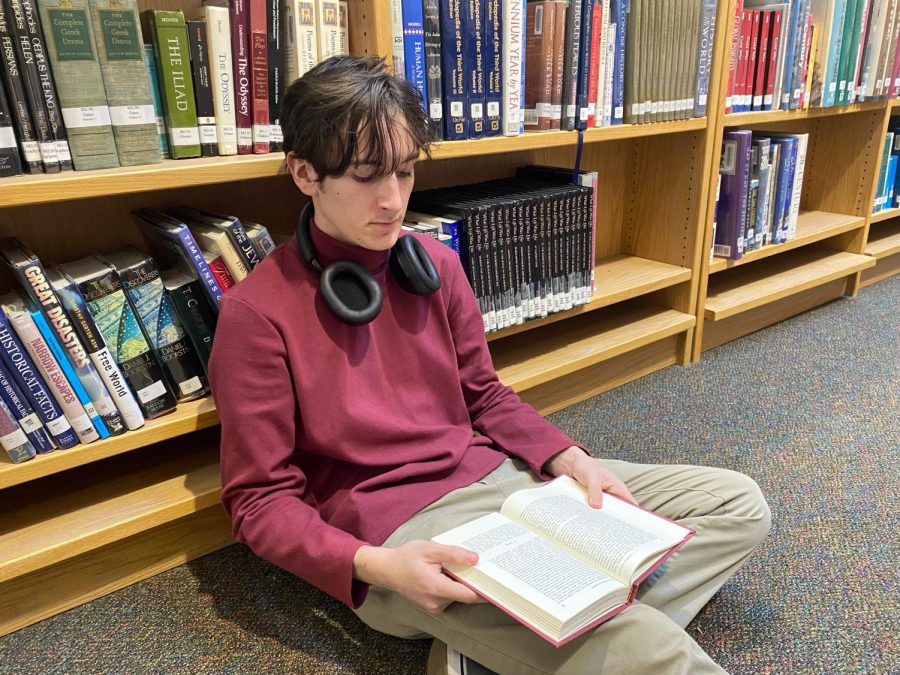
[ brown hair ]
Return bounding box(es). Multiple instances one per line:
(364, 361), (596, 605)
(280, 55), (432, 180)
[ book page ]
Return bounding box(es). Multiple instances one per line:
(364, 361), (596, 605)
(433, 512), (625, 623)
(500, 476), (691, 584)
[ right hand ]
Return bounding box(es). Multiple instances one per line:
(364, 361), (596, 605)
(353, 540), (484, 613)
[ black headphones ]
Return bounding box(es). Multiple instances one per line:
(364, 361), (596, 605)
(295, 203), (441, 325)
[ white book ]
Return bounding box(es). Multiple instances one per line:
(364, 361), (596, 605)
(433, 476), (693, 647)
(388, 0), (405, 76)
(316, 0), (341, 61)
(284, 0), (320, 84)
(858, 0), (890, 98)
(809, 0), (840, 105)
(594, 0), (611, 127)
(338, 1), (349, 53)
(501, 0), (525, 136)
(189, 224), (250, 281)
(202, 3), (239, 155)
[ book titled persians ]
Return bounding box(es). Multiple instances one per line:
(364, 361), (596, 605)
(433, 475), (693, 647)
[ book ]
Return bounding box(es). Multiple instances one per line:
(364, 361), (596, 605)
(0, 357), (54, 454)
(186, 19), (219, 157)
(267, 0), (284, 150)
(439, 0), (467, 140)
(283, 0), (318, 86)
(203, 248), (237, 291)
(229, 0), (253, 153)
(714, 129), (752, 259)
(186, 221), (250, 281)
(169, 206), (263, 271)
(103, 247), (209, 402)
(58, 254), (178, 419)
(524, 1), (557, 131)
(0, 387), (35, 462)
(144, 43), (169, 157)
(247, 0), (269, 153)
(0, 72), (23, 175)
(243, 221), (276, 257)
(142, 9), (201, 158)
(160, 267), (217, 373)
(199, 1), (237, 156)
(89, 0), (161, 167)
(501, 0), (524, 136)
(316, 0), (339, 61)
(422, 0), (443, 140)
(432, 475), (694, 647)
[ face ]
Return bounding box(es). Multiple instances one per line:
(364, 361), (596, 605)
(286, 126), (418, 251)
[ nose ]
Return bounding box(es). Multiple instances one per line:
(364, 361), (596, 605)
(376, 173), (404, 213)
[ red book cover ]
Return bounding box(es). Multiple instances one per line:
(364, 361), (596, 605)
(798, 16), (813, 108)
(230, 0), (253, 154)
(752, 10), (770, 110)
(725, 0), (744, 111)
(763, 9), (782, 110)
(586, 2), (602, 127)
(207, 255), (236, 292)
(248, 0), (270, 153)
(850, 0), (872, 102)
(736, 9), (753, 111)
(747, 10), (761, 110)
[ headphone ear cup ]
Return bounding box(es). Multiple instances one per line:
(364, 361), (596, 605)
(320, 261), (384, 325)
(390, 235), (441, 296)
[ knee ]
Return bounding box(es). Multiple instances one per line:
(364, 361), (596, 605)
(724, 470), (772, 546)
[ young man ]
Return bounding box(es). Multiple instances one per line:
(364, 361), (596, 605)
(209, 55), (771, 674)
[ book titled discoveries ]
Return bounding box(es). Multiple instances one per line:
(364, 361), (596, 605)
(432, 475), (694, 647)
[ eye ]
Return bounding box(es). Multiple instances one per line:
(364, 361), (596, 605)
(352, 173), (376, 183)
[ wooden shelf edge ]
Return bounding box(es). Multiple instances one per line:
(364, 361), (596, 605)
(0, 397), (220, 490)
(870, 207), (900, 224)
(0, 462), (222, 583)
(498, 309), (695, 392)
(488, 256), (692, 342)
(865, 228), (900, 259)
(705, 250), (875, 321)
(723, 100), (886, 126)
(708, 212), (866, 273)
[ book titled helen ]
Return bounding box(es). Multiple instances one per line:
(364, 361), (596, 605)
(432, 475), (694, 647)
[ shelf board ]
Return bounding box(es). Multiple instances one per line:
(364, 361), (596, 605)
(492, 305), (695, 391)
(870, 207), (900, 224)
(723, 101), (886, 126)
(0, 119), (707, 208)
(487, 255), (692, 341)
(708, 211), (866, 273)
(705, 247), (875, 320)
(0, 446), (221, 583)
(0, 397), (219, 490)
(865, 221), (900, 259)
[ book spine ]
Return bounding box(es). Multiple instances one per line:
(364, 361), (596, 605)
(143, 43), (169, 157)
(440, 0), (467, 140)
(0, 357), (51, 454)
(285, 0), (318, 83)
(586, 2), (600, 127)
(186, 20), (218, 157)
(144, 10), (201, 158)
(248, 0), (269, 152)
(724, 0), (743, 111)
(0, 2), (42, 172)
(0, 310), (78, 447)
(792, 0), (812, 107)
(574, 0), (594, 129)
(10, 256), (126, 434)
(483, 0), (501, 135)
(550, 1), (566, 129)
(0, 73), (23, 175)
(116, 259), (209, 401)
(0, 391), (34, 462)
(388, 0), (405, 75)
(206, 253), (237, 291)
(401, 0), (427, 116)
(229, 0), (252, 153)
(75, 266), (177, 420)
(266, 0), (283, 150)
(561, 0), (582, 129)
(166, 280), (215, 372)
(338, 0), (347, 52)
(692, 0), (716, 117)
(9, 308), (98, 443)
(422, 0), (444, 140)
(203, 5), (237, 156)
(316, 0), (340, 60)
(715, 130), (751, 260)
(465, 0), (485, 137)
(500, 0), (523, 135)
(53, 273), (144, 430)
(89, 0), (160, 167)
(22, 0), (72, 169)
(524, 2), (554, 131)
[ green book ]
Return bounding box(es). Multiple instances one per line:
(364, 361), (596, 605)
(34, 0), (119, 169)
(89, 0), (160, 166)
(144, 43), (169, 157)
(140, 9), (199, 159)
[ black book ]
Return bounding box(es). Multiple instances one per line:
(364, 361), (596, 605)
(160, 268), (216, 374)
(573, 0), (594, 131)
(3, 0), (58, 171)
(186, 20), (219, 157)
(0, 74), (23, 176)
(560, 0), (581, 131)
(422, 0), (443, 141)
(0, 3), (41, 173)
(266, 0), (283, 151)
(439, 0), (467, 140)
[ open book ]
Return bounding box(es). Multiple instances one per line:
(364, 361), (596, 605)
(432, 476), (694, 647)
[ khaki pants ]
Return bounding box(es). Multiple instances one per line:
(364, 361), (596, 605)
(354, 458), (771, 674)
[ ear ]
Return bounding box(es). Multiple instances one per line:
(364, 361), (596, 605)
(285, 154), (320, 198)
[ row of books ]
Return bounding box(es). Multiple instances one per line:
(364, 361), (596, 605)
(873, 122), (900, 211)
(0, 0), (350, 178)
(726, 0), (900, 114)
(408, 166), (598, 332)
(0, 207), (278, 464)
(714, 129), (809, 259)
(394, 0), (720, 139)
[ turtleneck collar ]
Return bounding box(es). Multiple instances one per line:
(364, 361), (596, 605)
(307, 216), (391, 276)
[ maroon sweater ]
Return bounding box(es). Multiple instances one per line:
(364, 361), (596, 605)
(208, 222), (578, 607)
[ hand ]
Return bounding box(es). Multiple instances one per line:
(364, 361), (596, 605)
(353, 540), (484, 613)
(544, 446), (638, 508)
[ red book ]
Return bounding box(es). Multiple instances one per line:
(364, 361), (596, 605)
(206, 254), (236, 292)
(798, 15), (813, 108)
(248, 0), (270, 153)
(736, 9), (753, 111)
(850, 0), (872, 103)
(762, 9), (782, 110)
(725, 0), (744, 111)
(752, 10), (770, 110)
(586, 2), (602, 127)
(230, 0), (253, 154)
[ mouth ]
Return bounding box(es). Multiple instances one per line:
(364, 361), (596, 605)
(370, 219), (400, 228)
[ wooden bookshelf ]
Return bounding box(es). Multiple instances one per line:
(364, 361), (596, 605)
(870, 207), (900, 224)
(865, 221), (900, 259)
(722, 101), (886, 127)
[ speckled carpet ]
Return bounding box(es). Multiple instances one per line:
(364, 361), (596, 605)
(1, 276), (897, 674)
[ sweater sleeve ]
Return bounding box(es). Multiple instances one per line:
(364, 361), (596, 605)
(208, 295), (369, 608)
(444, 256), (580, 478)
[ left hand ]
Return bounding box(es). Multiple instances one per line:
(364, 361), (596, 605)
(544, 446), (638, 509)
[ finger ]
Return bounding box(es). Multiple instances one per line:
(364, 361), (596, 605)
(602, 474), (639, 506)
(429, 543), (479, 567)
(434, 574), (484, 605)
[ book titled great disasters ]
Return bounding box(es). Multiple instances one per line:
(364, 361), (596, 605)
(432, 475), (693, 647)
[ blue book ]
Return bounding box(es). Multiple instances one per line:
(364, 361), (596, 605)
(770, 137), (797, 243)
(0, 394), (35, 463)
(0, 358), (54, 454)
(440, 0), (468, 140)
(714, 130), (753, 260)
(483, 0), (502, 136)
(0, 311), (79, 449)
(693, 0), (719, 117)
(779, 0), (802, 109)
(31, 310), (110, 439)
(885, 154), (897, 209)
(823, 0), (848, 107)
(465, 0), (486, 137)
(611, 0), (626, 124)
(401, 0), (427, 113)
